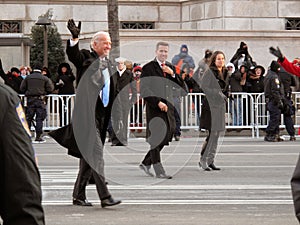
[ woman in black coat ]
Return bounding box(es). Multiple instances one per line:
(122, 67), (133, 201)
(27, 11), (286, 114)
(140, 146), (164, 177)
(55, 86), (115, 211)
(55, 62), (76, 126)
(199, 51), (229, 171)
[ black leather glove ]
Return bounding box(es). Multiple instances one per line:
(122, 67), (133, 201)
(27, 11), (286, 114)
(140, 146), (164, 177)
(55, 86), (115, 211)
(67, 19), (81, 39)
(269, 46), (284, 62)
(278, 100), (284, 111)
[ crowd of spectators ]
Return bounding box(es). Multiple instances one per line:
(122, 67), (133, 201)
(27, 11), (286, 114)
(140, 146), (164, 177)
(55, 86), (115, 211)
(1, 41), (299, 133)
(1, 41), (300, 97)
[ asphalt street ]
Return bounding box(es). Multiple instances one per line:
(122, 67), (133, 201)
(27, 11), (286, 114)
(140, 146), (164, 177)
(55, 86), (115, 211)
(32, 135), (300, 224)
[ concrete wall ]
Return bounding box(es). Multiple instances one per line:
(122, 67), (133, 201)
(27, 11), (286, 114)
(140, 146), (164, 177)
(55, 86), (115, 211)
(0, 0), (299, 71)
(117, 30), (300, 71)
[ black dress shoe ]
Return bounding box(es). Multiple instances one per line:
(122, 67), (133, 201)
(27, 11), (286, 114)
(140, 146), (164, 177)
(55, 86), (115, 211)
(208, 163), (221, 170)
(290, 136), (296, 141)
(101, 197), (121, 208)
(73, 199), (93, 206)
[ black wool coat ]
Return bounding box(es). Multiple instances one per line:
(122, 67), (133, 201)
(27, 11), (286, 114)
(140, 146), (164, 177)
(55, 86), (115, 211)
(49, 41), (116, 162)
(140, 59), (187, 147)
(200, 66), (228, 131)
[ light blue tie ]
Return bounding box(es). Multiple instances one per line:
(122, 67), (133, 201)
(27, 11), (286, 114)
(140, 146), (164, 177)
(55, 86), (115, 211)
(101, 68), (110, 107)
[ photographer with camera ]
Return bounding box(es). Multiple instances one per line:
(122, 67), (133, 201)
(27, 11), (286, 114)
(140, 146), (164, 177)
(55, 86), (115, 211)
(230, 41), (257, 70)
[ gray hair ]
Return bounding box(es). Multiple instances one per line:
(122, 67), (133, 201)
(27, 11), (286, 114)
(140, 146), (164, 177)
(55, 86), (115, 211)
(90, 31), (110, 49)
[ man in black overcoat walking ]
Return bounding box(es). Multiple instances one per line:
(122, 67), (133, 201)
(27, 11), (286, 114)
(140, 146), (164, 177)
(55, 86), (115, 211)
(49, 19), (121, 208)
(139, 41), (187, 179)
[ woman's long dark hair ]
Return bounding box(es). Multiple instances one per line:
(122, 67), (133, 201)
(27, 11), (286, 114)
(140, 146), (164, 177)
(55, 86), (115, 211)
(209, 51), (227, 82)
(209, 51), (225, 68)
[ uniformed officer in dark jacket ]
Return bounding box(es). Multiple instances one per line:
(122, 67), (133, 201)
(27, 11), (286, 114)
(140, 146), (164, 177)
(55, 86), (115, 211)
(278, 67), (296, 141)
(264, 61), (285, 142)
(20, 62), (54, 142)
(0, 83), (45, 225)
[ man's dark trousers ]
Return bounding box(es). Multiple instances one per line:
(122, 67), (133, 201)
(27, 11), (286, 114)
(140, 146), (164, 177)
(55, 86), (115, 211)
(73, 158), (110, 201)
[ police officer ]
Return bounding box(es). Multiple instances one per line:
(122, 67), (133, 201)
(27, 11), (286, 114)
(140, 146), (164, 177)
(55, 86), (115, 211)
(278, 67), (296, 141)
(20, 62), (54, 142)
(0, 83), (45, 225)
(264, 61), (285, 142)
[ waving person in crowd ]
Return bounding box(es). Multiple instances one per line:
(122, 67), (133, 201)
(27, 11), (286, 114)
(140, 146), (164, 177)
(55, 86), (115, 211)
(270, 46), (300, 77)
(230, 41), (257, 70)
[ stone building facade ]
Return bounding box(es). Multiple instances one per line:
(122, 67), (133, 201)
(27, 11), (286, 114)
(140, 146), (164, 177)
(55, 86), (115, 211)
(0, 0), (300, 70)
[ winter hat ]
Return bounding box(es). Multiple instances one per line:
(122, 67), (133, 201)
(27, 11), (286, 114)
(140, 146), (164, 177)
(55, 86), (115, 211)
(240, 42), (247, 49)
(226, 62), (235, 74)
(270, 60), (280, 72)
(59, 62), (71, 70)
(10, 67), (20, 74)
(204, 49), (213, 59)
(133, 66), (142, 73)
(180, 44), (188, 53)
(254, 65), (265, 76)
(115, 57), (127, 63)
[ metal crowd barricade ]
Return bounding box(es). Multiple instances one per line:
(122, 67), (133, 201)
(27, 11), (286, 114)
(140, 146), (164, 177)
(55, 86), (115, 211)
(128, 93), (146, 131)
(180, 93), (203, 129)
(226, 92), (255, 137)
(179, 92), (255, 137)
(254, 93), (268, 138)
(294, 92), (300, 131)
(19, 92), (300, 138)
(44, 94), (75, 130)
(19, 94), (76, 131)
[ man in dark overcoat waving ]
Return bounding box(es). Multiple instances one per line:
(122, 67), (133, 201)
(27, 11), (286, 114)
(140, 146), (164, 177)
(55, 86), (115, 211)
(49, 19), (121, 208)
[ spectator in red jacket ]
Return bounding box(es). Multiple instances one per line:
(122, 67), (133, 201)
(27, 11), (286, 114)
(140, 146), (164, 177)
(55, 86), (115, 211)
(269, 47), (300, 77)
